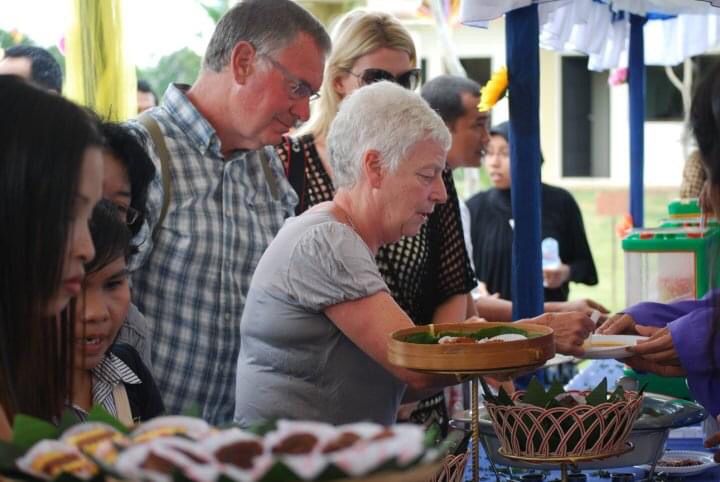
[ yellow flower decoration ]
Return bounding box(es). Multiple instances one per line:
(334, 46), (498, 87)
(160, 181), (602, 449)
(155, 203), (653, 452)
(478, 66), (508, 112)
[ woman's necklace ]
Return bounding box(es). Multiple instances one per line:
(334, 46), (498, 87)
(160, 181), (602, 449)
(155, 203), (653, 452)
(344, 210), (357, 232)
(332, 202), (357, 232)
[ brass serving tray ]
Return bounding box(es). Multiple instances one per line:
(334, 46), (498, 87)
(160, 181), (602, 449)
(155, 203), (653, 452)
(388, 322), (555, 373)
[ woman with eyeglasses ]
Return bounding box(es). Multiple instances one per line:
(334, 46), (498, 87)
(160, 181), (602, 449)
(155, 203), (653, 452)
(276, 9), (475, 434)
(97, 121), (156, 371)
(0, 75), (103, 437)
(99, 121), (155, 237)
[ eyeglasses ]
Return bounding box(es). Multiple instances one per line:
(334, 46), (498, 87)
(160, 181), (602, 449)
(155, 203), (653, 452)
(261, 55), (320, 101)
(343, 68), (422, 91)
(116, 204), (140, 226)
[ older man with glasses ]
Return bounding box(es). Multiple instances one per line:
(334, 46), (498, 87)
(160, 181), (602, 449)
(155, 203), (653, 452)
(127, 0), (331, 424)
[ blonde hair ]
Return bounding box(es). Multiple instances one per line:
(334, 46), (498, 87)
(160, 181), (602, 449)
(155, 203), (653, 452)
(296, 9), (416, 140)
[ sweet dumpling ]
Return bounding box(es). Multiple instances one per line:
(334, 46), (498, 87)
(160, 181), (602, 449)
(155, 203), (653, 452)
(61, 422), (128, 463)
(131, 415), (212, 444)
(16, 440), (99, 481)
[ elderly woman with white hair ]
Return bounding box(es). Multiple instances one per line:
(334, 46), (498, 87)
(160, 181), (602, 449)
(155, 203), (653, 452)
(233, 82), (593, 426)
(234, 81), (460, 426)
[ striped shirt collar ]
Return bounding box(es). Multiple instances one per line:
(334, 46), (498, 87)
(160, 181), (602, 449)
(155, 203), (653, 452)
(71, 353), (141, 420)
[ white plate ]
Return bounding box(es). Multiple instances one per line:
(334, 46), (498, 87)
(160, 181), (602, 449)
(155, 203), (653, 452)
(581, 334), (648, 359)
(636, 450), (718, 476)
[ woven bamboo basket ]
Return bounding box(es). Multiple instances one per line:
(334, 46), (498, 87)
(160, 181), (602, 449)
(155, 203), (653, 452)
(484, 391), (643, 459)
(388, 322), (554, 373)
(429, 453), (468, 482)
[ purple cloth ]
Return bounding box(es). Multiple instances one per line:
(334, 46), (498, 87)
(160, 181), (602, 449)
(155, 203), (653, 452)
(624, 295), (720, 416)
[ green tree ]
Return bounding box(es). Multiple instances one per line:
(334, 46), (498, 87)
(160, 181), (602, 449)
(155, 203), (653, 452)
(137, 47), (202, 101)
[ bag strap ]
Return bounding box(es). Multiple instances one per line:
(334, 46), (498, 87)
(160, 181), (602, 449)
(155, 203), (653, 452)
(258, 147), (279, 201)
(137, 113), (172, 242)
(112, 383), (134, 428)
(286, 137), (306, 215)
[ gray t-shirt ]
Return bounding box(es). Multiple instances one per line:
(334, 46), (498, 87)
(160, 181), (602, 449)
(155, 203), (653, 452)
(234, 209), (405, 427)
(116, 303), (152, 372)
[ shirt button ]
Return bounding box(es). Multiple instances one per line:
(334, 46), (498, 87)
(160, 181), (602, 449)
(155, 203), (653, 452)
(225, 209), (231, 216)
(224, 312), (231, 321)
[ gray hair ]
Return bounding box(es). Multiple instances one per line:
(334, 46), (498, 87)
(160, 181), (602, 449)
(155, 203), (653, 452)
(328, 81), (451, 189)
(203, 0), (332, 72)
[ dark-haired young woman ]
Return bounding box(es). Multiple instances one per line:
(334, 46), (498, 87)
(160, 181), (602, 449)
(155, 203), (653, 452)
(0, 75), (104, 437)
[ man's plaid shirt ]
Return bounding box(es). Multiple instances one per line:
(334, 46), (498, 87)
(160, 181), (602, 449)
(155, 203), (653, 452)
(129, 84), (298, 424)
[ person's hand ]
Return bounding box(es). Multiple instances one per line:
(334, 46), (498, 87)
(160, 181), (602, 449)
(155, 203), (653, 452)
(623, 355), (686, 377)
(525, 312), (594, 357)
(558, 298), (610, 314)
(704, 416), (720, 463)
(622, 326), (685, 376)
(597, 313), (637, 335)
(542, 263), (570, 289)
(628, 326), (682, 365)
(475, 282), (490, 297)
(546, 299), (610, 325)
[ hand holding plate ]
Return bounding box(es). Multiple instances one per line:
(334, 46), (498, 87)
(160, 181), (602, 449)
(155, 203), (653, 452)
(623, 355), (686, 377)
(597, 313), (636, 335)
(628, 326), (681, 365)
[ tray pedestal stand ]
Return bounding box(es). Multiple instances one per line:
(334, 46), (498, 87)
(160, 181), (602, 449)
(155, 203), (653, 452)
(499, 444), (634, 482)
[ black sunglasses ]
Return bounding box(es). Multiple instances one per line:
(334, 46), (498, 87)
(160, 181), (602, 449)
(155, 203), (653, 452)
(345, 68), (422, 91)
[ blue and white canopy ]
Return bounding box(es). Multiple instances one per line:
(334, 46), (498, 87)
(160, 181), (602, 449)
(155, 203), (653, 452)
(462, 0), (720, 70)
(459, 0), (720, 319)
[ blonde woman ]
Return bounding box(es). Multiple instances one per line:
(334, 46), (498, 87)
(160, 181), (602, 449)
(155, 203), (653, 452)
(276, 10), (475, 432)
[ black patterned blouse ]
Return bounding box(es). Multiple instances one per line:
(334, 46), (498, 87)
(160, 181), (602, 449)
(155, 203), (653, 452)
(278, 133), (476, 326)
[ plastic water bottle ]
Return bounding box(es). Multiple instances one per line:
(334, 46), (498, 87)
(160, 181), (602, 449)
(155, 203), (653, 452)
(541, 237), (560, 270)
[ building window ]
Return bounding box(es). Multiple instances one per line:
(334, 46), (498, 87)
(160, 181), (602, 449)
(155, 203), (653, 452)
(561, 56), (610, 177)
(645, 65), (684, 121)
(460, 57), (491, 85)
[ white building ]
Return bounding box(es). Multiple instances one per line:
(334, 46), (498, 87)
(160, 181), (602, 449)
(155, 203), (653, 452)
(403, 14), (701, 190)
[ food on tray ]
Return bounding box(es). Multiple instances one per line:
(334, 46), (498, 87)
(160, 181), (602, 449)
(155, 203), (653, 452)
(587, 342), (625, 347)
(321, 432), (361, 453)
(16, 440), (99, 480)
(214, 439), (264, 468)
(131, 415), (212, 443)
(657, 457), (704, 467)
(7, 418), (439, 482)
(270, 432), (318, 454)
(405, 325), (533, 344)
(438, 335), (476, 344)
(116, 437), (219, 482)
(60, 422), (128, 463)
(370, 427), (394, 440)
